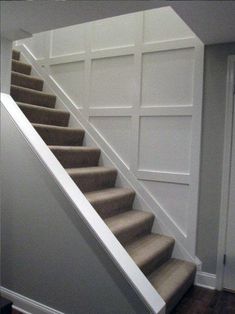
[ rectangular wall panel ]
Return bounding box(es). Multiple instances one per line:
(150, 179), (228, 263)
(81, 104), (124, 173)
(138, 116), (192, 173)
(51, 24), (86, 57)
(91, 13), (137, 51)
(141, 180), (189, 234)
(90, 56), (135, 108)
(141, 48), (195, 106)
(89, 116), (131, 167)
(50, 61), (85, 107)
(143, 7), (195, 44)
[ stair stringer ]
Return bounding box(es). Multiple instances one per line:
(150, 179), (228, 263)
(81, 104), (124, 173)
(16, 43), (200, 266)
(1, 93), (165, 314)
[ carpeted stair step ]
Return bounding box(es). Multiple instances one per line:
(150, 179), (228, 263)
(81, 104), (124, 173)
(18, 102), (70, 126)
(12, 59), (31, 75)
(33, 124), (85, 146)
(85, 187), (135, 218)
(11, 85), (56, 108)
(125, 233), (175, 276)
(11, 71), (44, 91)
(12, 49), (20, 61)
(148, 258), (196, 313)
(105, 210), (154, 244)
(49, 146), (101, 168)
(67, 166), (117, 193)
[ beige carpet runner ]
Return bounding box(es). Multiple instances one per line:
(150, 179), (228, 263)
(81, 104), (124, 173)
(10, 49), (196, 313)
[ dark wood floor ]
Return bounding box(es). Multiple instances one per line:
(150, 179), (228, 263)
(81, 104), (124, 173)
(174, 286), (235, 313)
(11, 286), (235, 314)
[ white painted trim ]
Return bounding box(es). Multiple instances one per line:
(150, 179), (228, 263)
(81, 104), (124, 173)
(216, 55), (235, 290)
(186, 41), (204, 257)
(15, 38), (201, 262)
(1, 286), (63, 314)
(137, 170), (190, 185)
(1, 94), (166, 314)
(15, 25), (204, 262)
(195, 272), (216, 290)
(139, 105), (193, 117)
(142, 37), (196, 54)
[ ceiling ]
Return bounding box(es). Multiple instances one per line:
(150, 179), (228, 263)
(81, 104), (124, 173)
(1, 1), (235, 45)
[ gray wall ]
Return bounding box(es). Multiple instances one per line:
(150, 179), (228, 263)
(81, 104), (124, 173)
(0, 37), (12, 94)
(1, 106), (149, 314)
(197, 42), (235, 274)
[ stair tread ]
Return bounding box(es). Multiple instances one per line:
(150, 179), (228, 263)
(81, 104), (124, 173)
(11, 84), (55, 98)
(32, 123), (84, 132)
(12, 59), (30, 68)
(67, 166), (117, 175)
(12, 59), (31, 75)
(17, 102), (68, 114)
(12, 49), (20, 60)
(33, 124), (84, 146)
(11, 70), (43, 82)
(85, 187), (135, 202)
(11, 71), (44, 91)
(148, 258), (196, 310)
(105, 210), (154, 235)
(125, 233), (175, 271)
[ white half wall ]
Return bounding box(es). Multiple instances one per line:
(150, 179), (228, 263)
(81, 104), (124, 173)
(15, 7), (204, 261)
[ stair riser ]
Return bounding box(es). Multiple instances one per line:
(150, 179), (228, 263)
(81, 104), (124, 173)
(141, 244), (174, 276)
(12, 60), (31, 75)
(70, 170), (117, 193)
(166, 271), (196, 314)
(34, 127), (85, 146)
(11, 85), (56, 108)
(12, 50), (20, 61)
(89, 193), (135, 219)
(11, 72), (44, 91)
(19, 104), (70, 127)
(115, 217), (154, 245)
(51, 149), (101, 168)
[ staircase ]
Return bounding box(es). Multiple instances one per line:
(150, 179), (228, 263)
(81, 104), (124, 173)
(10, 49), (196, 313)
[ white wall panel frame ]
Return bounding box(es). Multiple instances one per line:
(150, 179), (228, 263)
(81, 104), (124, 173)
(15, 8), (204, 260)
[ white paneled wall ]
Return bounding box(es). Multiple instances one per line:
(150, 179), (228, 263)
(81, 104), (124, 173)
(16, 6), (204, 259)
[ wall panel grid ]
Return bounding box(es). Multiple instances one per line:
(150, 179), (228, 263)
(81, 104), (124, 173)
(18, 7), (204, 256)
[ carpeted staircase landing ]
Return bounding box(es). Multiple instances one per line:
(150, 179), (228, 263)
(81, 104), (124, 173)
(10, 49), (196, 313)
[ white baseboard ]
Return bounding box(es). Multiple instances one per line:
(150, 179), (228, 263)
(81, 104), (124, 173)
(195, 271), (216, 290)
(0, 287), (64, 314)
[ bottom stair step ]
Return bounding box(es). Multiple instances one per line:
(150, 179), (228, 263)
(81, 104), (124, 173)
(105, 210), (154, 244)
(125, 233), (175, 275)
(148, 258), (196, 313)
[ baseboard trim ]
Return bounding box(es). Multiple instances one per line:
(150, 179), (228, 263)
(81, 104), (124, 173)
(0, 287), (64, 314)
(195, 271), (216, 290)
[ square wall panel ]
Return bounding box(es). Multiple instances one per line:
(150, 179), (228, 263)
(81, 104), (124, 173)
(91, 13), (137, 51)
(89, 117), (131, 167)
(51, 24), (85, 57)
(141, 180), (189, 234)
(141, 48), (194, 106)
(90, 56), (135, 108)
(50, 61), (85, 107)
(143, 7), (194, 44)
(139, 116), (192, 173)
(20, 32), (48, 59)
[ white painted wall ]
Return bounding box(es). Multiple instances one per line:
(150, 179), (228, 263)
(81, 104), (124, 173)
(16, 7), (204, 261)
